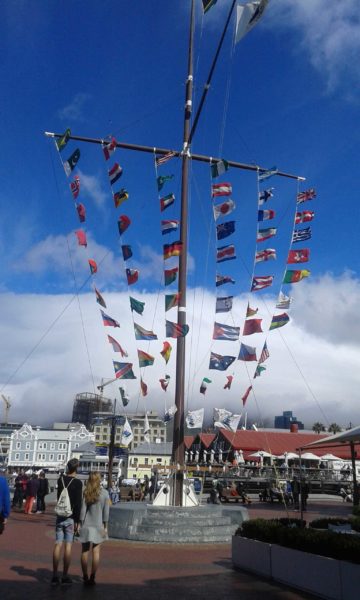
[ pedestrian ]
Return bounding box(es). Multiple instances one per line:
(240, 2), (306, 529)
(24, 473), (39, 514)
(291, 476), (300, 510)
(36, 471), (50, 513)
(12, 470), (25, 509)
(51, 458), (83, 586)
(78, 471), (110, 586)
(300, 479), (309, 511)
(0, 469), (11, 535)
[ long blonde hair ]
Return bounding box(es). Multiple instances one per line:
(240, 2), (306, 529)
(84, 472), (101, 505)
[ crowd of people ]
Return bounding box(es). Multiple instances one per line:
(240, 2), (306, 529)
(11, 469), (50, 514)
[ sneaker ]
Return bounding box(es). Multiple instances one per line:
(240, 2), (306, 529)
(89, 574), (96, 586)
(61, 575), (73, 585)
(83, 575), (90, 586)
(51, 576), (60, 586)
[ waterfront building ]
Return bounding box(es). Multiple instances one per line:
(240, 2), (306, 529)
(128, 442), (172, 479)
(92, 411), (167, 451)
(72, 441), (126, 479)
(0, 422), (22, 465)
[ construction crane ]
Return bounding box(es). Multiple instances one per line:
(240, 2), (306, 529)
(1, 395), (11, 424)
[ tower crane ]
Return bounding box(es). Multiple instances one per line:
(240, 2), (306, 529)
(1, 395), (11, 424)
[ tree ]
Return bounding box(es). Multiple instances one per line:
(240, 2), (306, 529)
(312, 422), (326, 433)
(328, 423), (342, 434)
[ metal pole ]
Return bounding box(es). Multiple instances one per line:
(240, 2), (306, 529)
(350, 442), (359, 506)
(107, 398), (117, 490)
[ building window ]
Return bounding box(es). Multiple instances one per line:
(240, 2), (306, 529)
(24, 453), (29, 460)
(144, 458), (149, 465)
(26, 442), (31, 450)
(154, 430), (158, 435)
(156, 458), (162, 463)
(74, 443), (79, 448)
(57, 454), (65, 461)
(49, 454), (54, 460)
(50, 443), (55, 450)
(39, 442), (47, 450)
(58, 443), (66, 450)
(16, 442), (21, 450)
(15, 453), (20, 460)
(37, 453), (46, 461)
(95, 435), (100, 441)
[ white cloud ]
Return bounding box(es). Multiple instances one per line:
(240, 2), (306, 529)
(77, 170), (108, 209)
(58, 93), (91, 121)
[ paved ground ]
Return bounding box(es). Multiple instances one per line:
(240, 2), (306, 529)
(0, 497), (353, 600)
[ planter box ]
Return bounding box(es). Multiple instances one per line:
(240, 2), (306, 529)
(232, 536), (271, 578)
(340, 561), (360, 600)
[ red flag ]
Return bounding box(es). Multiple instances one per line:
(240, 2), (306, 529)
(76, 203), (86, 222)
(224, 375), (233, 390)
(70, 175), (80, 199)
(88, 259), (97, 275)
(75, 229), (87, 247)
(243, 319), (263, 335)
(95, 287), (106, 308)
(103, 137), (117, 160)
(159, 377), (170, 391)
(140, 378), (148, 397)
(287, 249), (310, 264)
(295, 210), (314, 224)
(242, 385), (252, 406)
(126, 268), (139, 285)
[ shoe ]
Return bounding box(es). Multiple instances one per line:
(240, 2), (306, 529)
(61, 575), (73, 585)
(89, 574), (96, 586)
(51, 576), (60, 586)
(83, 575), (90, 586)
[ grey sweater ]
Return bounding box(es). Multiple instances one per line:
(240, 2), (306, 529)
(78, 488), (110, 544)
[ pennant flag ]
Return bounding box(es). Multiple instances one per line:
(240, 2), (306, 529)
(238, 343), (257, 362)
(251, 275), (274, 291)
(121, 244), (132, 261)
(216, 221), (236, 240)
(157, 174), (174, 191)
(163, 404), (177, 423)
(276, 292), (292, 310)
(258, 188), (274, 205)
(211, 182), (232, 197)
(143, 412), (151, 443)
(202, 0), (218, 13)
(254, 364), (266, 378)
(246, 302), (258, 317)
(295, 210), (314, 224)
(56, 128), (71, 152)
(156, 151), (176, 166)
(164, 267), (178, 286)
(213, 322), (240, 341)
(243, 318), (263, 335)
(113, 188), (128, 208)
(283, 269), (311, 284)
(242, 385), (252, 406)
(217, 244), (236, 263)
(159, 374), (171, 391)
(161, 219), (179, 235)
(75, 229), (87, 247)
(259, 341), (270, 363)
(118, 214), (131, 235)
(160, 341), (172, 364)
(216, 296), (233, 313)
(165, 293), (180, 312)
(258, 165), (278, 181)
(209, 352), (236, 371)
(257, 228), (277, 243)
(292, 227), (312, 243)
(70, 175), (80, 199)
(270, 312), (290, 330)
(200, 377), (212, 395)
(95, 288), (106, 308)
(216, 273), (235, 287)
(113, 361), (136, 379)
(102, 137), (117, 160)
(186, 408), (204, 429)
(163, 241), (182, 260)
(101, 310), (120, 327)
(160, 193), (175, 212)
(166, 320), (189, 338)
(224, 375), (234, 390)
(138, 350), (154, 368)
(121, 417), (134, 446)
(130, 296), (145, 315)
(76, 203), (86, 223)
(235, 0), (268, 43)
(213, 199), (236, 220)
(108, 163), (123, 185)
(108, 335), (128, 357)
(211, 159), (229, 179)
(258, 209), (275, 221)
(126, 268), (139, 285)
(119, 386), (130, 407)
(297, 188), (316, 204)
(134, 322), (158, 340)
(88, 259), (97, 275)
(255, 248), (276, 263)
(214, 408), (241, 432)
(64, 149), (80, 176)
(287, 249), (310, 264)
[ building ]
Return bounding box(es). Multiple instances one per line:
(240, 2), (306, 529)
(72, 392), (113, 429)
(128, 442), (172, 479)
(72, 441), (126, 479)
(0, 422), (22, 465)
(274, 411), (304, 430)
(92, 411), (166, 451)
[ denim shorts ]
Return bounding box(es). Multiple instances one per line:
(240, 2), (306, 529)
(55, 517), (74, 543)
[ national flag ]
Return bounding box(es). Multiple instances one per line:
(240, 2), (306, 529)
(164, 267), (178, 286)
(165, 293), (180, 312)
(76, 203), (86, 222)
(258, 188), (274, 205)
(259, 341), (270, 363)
(216, 273), (235, 287)
(126, 268), (139, 285)
(113, 361), (136, 380)
(202, 0), (218, 13)
(56, 128), (71, 152)
(209, 352), (236, 371)
(163, 241), (182, 260)
(297, 188), (316, 204)
(287, 249), (310, 264)
(95, 288), (106, 308)
(130, 296), (145, 315)
(258, 165), (278, 181)
(215, 296), (233, 313)
(243, 319), (263, 335)
(138, 350), (155, 368)
(292, 227), (311, 243)
(283, 269), (311, 284)
(160, 193), (175, 212)
(159, 374), (171, 391)
(143, 412), (151, 443)
(108, 335), (128, 357)
(70, 175), (80, 199)
(121, 245), (132, 261)
(101, 310), (120, 328)
(216, 244), (236, 263)
(63, 149), (80, 176)
(113, 188), (128, 208)
(224, 375), (234, 390)
(155, 151), (176, 166)
(118, 214), (131, 235)
(211, 182), (232, 197)
(75, 229), (87, 247)
(235, 0), (269, 43)
(257, 227), (277, 243)
(255, 248), (276, 263)
(276, 292), (292, 310)
(186, 408), (204, 429)
(213, 322), (240, 341)
(213, 199), (236, 220)
(254, 364), (266, 378)
(211, 159), (229, 179)
(246, 302), (258, 317)
(295, 210), (314, 224)
(119, 386), (130, 407)
(251, 275), (274, 291)
(216, 221), (235, 240)
(157, 174), (174, 191)
(160, 341), (172, 364)
(166, 320), (189, 338)
(269, 312), (290, 330)
(163, 405), (177, 423)
(242, 386), (252, 406)
(134, 322), (158, 340)
(258, 209), (275, 221)
(161, 219), (179, 235)
(102, 137), (117, 160)
(108, 163), (123, 185)
(238, 343), (257, 362)
(88, 259), (97, 275)
(200, 377), (212, 395)
(121, 417), (134, 446)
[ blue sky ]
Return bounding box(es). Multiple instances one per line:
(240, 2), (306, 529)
(1, 0), (360, 429)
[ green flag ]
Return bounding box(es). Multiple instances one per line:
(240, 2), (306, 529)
(63, 148), (80, 176)
(130, 296), (145, 315)
(165, 293), (180, 312)
(211, 159), (229, 179)
(157, 174), (174, 191)
(202, 0), (218, 13)
(56, 128), (71, 152)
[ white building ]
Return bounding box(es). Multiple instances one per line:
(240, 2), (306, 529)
(128, 442), (172, 479)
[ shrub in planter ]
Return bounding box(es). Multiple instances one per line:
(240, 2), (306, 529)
(309, 517), (360, 533)
(352, 505), (360, 517)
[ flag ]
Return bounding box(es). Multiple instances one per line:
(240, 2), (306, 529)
(259, 341), (270, 363)
(163, 404), (177, 423)
(213, 199), (236, 220)
(295, 210), (314, 224)
(283, 269), (310, 284)
(108, 163), (123, 185)
(138, 350), (154, 367)
(287, 249), (310, 264)
(242, 385), (252, 406)
(126, 268), (139, 285)
(101, 310), (120, 327)
(161, 219), (179, 235)
(251, 275), (274, 291)
(255, 248), (276, 263)
(243, 318), (263, 335)
(211, 159), (229, 179)
(270, 312), (290, 330)
(70, 175), (80, 199)
(186, 408), (204, 429)
(63, 149), (80, 176)
(163, 241), (182, 260)
(143, 412), (151, 443)
(75, 229), (87, 247)
(160, 193), (175, 212)
(160, 341), (172, 364)
(102, 137), (117, 160)
(156, 151), (176, 166)
(130, 296), (145, 315)
(165, 293), (180, 312)
(166, 320), (189, 338)
(157, 174), (174, 191)
(276, 292), (292, 310)
(216, 244), (236, 263)
(257, 227), (277, 242)
(224, 375), (233, 390)
(258, 165), (278, 181)
(211, 182), (232, 197)
(118, 214), (131, 235)
(214, 408), (241, 432)
(297, 188), (316, 204)
(200, 377), (212, 395)
(216, 273), (235, 287)
(238, 343), (257, 362)
(202, 0), (218, 13)
(216, 296), (233, 313)
(292, 227), (311, 243)
(159, 374), (171, 391)
(95, 288), (106, 308)
(209, 352), (236, 371)
(108, 335), (128, 357)
(258, 209), (275, 221)
(121, 245), (132, 261)
(258, 188), (274, 205)
(76, 203), (86, 222)
(164, 267), (178, 286)
(216, 221), (236, 240)
(56, 128), (71, 152)
(119, 386), (130, 407)
(213, 322), (240, 341)
(113, 188), (128, 208)
(134, 322), (158, 340)
(235, 0), (269, 43)
(246, 302), (258, 317)
(213, 408), (231, 427)
(113, 361), (136, 379)
(88, 259), (97, 275)
(121, 417), (134, 446)
(254, 364), (266, 378)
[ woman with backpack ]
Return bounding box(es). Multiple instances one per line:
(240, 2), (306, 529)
(78, 471), (110, 586)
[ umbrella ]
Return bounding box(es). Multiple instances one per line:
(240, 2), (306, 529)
(277, 452), (299, 460)
(248, 451), (273, 458)
(300, 452), (321, 460)
(320, 453), (341, 461)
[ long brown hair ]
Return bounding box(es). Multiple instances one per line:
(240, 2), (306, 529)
(84, 472), (101, 505)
